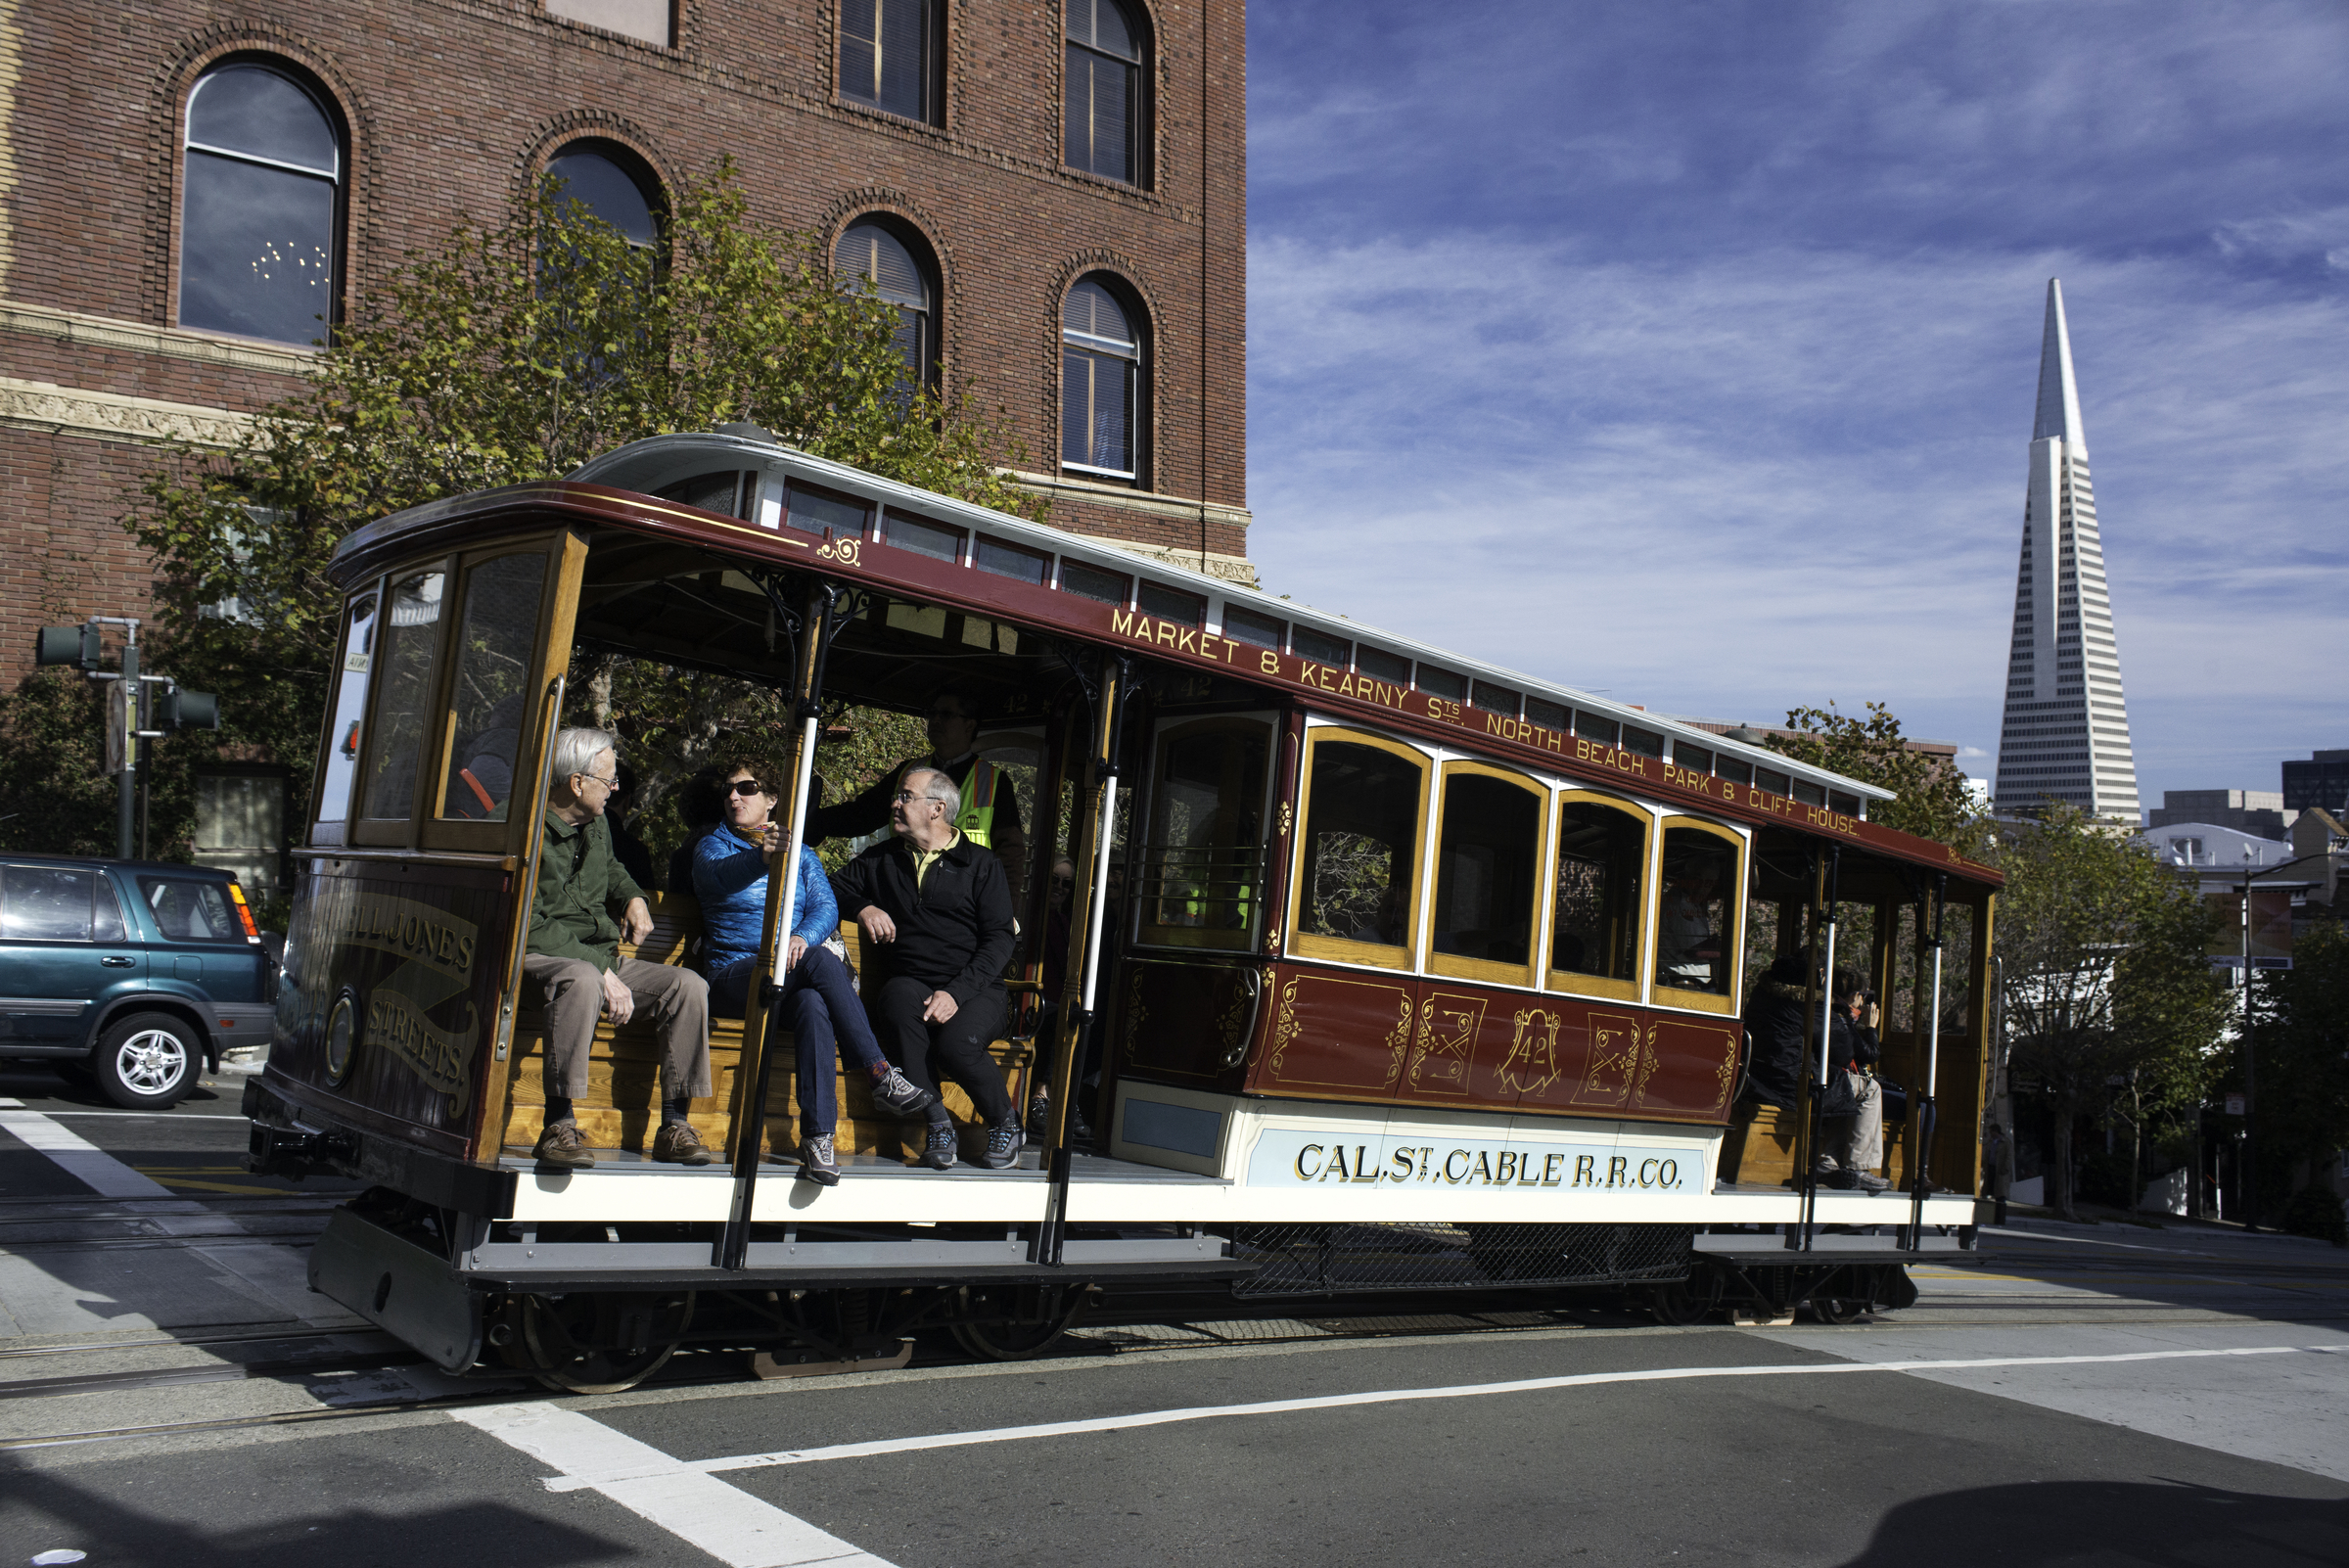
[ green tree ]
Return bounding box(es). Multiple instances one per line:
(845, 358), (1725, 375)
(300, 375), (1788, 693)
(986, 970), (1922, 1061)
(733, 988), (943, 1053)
(1768, 701), (1990, 853)
(1995, 805), (2230, 1219)
(2253, 918), (2349, 1222)
(115, 159), (1035, 857)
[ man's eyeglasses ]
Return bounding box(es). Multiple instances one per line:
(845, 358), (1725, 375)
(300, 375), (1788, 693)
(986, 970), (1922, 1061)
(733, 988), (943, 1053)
(727, 779), (768, 797)
(894, 789), (943, 806)
(579, 772), (618, 792)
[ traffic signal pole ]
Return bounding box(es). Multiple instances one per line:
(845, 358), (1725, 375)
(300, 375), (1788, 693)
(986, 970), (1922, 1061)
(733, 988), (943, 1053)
(33, 614), (216, 861)
(117, 634), (138, 860)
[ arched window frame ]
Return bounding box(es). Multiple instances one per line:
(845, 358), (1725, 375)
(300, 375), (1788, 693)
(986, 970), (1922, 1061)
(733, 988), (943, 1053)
(541, 138), (667, 254)
(834, 214), (943, 395)
(1543, 787), (1658, 1005)
(1427, 758), (1552, 991)
(175, 55), (348, 346)
(1064, 0), (1150, 188)
(1649, 815), (1749, 1018)
(1060, 271), (1148, 484)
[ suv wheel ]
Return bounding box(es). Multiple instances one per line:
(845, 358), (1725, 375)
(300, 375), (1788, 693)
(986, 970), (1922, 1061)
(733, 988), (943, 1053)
(95, 1012), (200, 1109)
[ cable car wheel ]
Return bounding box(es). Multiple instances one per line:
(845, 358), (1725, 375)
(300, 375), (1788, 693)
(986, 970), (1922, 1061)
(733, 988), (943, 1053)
(1650, 1263), (1724, 1326)
(946, 1285), (1086, 1361)
(514, 1291), (696, 1394)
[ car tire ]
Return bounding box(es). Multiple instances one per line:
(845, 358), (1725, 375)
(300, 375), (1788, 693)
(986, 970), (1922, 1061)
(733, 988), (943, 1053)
(94, 1012), (200, 1109)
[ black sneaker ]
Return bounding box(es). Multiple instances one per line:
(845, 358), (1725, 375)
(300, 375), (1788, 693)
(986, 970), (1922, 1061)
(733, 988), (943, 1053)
(1026, 1088), (1052, 1142)
(980, 1116), (1023, 1170)
(1819, 1168), (1861, 1190)
(798, 1133), (840, 1187)
(871, 1067), (938, 1119)
(919, 1123), (958, 1171)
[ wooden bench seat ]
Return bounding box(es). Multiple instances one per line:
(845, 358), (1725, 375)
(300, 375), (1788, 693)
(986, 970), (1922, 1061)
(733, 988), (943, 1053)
(499, 893), (1034, 1162)
(1715, 1095), (1912, 1188)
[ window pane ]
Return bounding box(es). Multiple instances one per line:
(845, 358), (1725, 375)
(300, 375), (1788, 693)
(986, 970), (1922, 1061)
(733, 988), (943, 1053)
(439, 554), (546, 822)
(1061, 349), (1132, 470)
(361, 571), (446, 820)
(885, 511), (961, 561)
(1471, 681), (1518, 715)
(1754, 766), (1791, 797)
(787, 484), (869, 538)
(1622, 724), (1665, 760)
(546, 149), (657, 246)
(834, 221), (927, 307)
(1142, 721), (1269, 945)
(656, 471), (746, 516)
(94, 881), (127, 943)
(1060, 347), (1091, 466)
(188, 65), (337, 173)
(1552, 803), (1643, 983)
(1417, 666), (1464, 700)
(1715, 757), (1754, 786)
(1068, 49), (1133, 182)
(1525, 697), (1568, 731)
(840, 0), (879, 102)
(1221, 607), (1283, 649)
(1356, 647), (1409, 684)
(878, 0), (928, 118)
(1073, 0), (1138, 59)
(1293, 626), (1350, 666)
(975, 536), (1048, 584)
(1300, 741), (1421, 948)
(1792, 779), (1826, 807)
(1432, 774), (1540, 968)
(1137, 581), (1202, 625)
(1676, 743), (1714, 773)
(138, 877), (241, 943)
(1060, 560), (1128, 604)
(179, 152), (336, 345)
(1063, 278), (1134, 346)
(315, 590), (379, 825)
(1655, 827), (1735, 995)
(1575, 711), (1619, 746)
(1829, 790), (1861, 815)
(3, 866), (94, 942)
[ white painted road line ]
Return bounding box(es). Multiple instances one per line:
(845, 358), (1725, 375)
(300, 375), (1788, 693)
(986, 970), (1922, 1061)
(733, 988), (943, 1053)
(45, 1111), (253, 1121)
(454, 1404), (895, 1568)
(535, 1343), (2338, 1494)
(0, 1109), (173, 1199)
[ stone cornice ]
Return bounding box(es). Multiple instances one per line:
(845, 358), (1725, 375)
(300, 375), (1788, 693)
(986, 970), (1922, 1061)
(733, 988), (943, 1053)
(0, 376), (254, 448)
(1005, 468), (1250, 531)
(1, 300), (317, 378)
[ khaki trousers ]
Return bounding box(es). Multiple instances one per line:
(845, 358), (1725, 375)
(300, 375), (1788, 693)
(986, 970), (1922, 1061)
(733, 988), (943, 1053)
(523, 953), (713, 1102)
(1820, 1071), (1884, 1176)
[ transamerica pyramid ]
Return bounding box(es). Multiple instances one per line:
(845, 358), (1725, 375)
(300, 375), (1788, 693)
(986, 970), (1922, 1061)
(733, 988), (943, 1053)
(1992, 280), (2142, 821)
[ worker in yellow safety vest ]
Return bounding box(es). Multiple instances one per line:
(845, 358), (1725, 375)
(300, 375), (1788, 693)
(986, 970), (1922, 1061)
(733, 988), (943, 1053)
(806, 687), (1028, 901)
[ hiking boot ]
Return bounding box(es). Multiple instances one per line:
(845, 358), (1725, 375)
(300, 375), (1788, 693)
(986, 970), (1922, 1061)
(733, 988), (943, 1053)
(871, 1067), (938, 1119)
(981, 1116), (1024, 1170)
(798, 1133), (840, 1187)
(533, 1118), (595, 1169)
(1819, 1168), (1860, 1190)
(919, 1122), (958, 1171)
(1852, 1172), (1892, 1193)
(650, 1120), (715, 1167)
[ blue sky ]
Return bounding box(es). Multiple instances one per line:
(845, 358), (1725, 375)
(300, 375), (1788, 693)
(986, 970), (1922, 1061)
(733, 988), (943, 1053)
(1242, 1), (2349, 817)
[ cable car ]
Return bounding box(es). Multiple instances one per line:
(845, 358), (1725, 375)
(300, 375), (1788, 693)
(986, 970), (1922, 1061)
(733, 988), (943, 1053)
(246, 429), (2001, 1390)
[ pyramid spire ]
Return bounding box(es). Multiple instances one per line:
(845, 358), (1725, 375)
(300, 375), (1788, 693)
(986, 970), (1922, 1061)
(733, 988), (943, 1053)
(2031, 278), (2088, 457)
(1994, 281), (2140, 822)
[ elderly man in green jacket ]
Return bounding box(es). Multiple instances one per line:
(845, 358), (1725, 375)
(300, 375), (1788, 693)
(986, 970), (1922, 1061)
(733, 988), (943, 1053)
(525, 726), (714, 1169)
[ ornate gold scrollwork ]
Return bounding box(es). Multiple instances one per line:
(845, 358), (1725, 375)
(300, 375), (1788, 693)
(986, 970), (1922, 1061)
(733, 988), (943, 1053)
(1500, 1007), (1565, 1096)
(816, 536), (861, 567)
(1267, 978), (1304, 1077)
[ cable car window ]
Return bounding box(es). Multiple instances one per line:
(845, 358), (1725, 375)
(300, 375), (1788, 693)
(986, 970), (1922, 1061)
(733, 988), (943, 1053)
(1755, 765), (1791, 797)
(1059, 560), (1128, 604)
(1137, 581), (1202, 626)
(1525, 697), (1568, 731)
(1221, 607), (1283, 650)
(1550, 796), (1648, 1000)
(1293, 732), (1427, 967)
(1622, 724), (1665, 760)
(1470, 681), (1518, 716)
(884, 511), (962, 562)
(1716, 757), (1754, 786)
(1137, 717), (1270, 951)
(1575, 711), (1619, 746)
(656, 471), (748, 517)
(359, 570), (446, 821)
(314, 588), (378, 827)
(1356, 647), (1410, 685)
(787, 484), (869, 538)
(1417, 666), (1464, 700)
(1791, 779), (1826, 807)
(1829, 790), (1861, 815)
(1292, 626), (1349, 667)
(1430, 764), (1543, 985)
(438, 554), (546, 822)
(1654, 822), (1742, 1004)
(1676, 742), (1714, 774)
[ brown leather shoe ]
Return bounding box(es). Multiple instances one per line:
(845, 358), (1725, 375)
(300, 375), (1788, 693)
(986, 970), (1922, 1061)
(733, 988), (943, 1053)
(533, 1117), (595, 1169)
(651, 1120), (716, 1166)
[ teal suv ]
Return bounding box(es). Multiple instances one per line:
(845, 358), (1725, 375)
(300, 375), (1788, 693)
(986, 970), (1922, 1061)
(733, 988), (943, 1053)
(0, 854), (275, 1107)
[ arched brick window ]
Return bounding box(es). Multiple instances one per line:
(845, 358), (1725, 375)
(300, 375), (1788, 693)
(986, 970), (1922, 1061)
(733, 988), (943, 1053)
(834, 217), (940, 393)
(178, 60), (345, 346)
(1062, 274), (1145, 481)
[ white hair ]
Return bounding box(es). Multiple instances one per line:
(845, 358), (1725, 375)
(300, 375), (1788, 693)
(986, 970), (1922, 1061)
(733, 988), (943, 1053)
(549, 726), (618, 788)
(905, 765), (961, 819)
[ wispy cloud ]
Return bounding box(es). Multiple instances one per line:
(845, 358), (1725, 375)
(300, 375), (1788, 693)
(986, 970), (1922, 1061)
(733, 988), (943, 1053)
(1246, 1), (2349, 802)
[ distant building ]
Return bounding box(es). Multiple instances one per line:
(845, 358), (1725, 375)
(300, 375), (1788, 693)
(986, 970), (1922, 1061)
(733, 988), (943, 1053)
(2147, 789), (2292, 842)
(2282, 750), (2349, 817)
(2140, 821), (2294, 871)
(1992, 281), (2143, 821)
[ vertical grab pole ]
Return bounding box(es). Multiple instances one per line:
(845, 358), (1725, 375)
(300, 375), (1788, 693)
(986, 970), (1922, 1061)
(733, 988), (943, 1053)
(1799, 845), (1841, 1253)
(1036, 654), (1127, 1267)
(1908, 872), (1947, 1250)
(719, 584), (835, 1271)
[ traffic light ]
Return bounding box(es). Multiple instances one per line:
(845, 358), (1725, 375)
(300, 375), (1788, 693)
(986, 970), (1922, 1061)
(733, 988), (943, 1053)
(36, 624), (100, 669)
(160, 687), (220, 730)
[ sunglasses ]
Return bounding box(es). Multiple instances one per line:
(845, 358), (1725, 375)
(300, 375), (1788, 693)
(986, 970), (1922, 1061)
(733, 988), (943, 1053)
(727, 779), (770, 797)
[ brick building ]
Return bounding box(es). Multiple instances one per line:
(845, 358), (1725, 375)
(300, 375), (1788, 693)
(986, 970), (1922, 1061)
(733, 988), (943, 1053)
(0, 0), (1251, 690)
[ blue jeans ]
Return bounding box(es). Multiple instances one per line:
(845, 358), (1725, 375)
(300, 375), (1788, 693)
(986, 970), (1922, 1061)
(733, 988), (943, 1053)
(709, 945), (888, 1139)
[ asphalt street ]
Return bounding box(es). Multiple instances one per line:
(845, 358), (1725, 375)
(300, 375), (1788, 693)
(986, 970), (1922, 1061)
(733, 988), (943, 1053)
(1, 1058), (2344, 1568)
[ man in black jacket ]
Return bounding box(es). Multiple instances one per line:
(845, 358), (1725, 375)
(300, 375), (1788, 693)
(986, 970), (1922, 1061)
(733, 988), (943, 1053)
(831, 765), (1021, 1171)
(1819, 969), (1889, 1191)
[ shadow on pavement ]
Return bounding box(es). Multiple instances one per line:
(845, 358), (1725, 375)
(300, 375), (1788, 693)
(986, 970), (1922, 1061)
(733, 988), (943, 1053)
(1837, 1477), (2349, 1566)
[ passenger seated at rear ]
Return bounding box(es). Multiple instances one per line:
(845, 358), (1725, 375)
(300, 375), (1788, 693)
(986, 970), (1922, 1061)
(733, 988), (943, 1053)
(1741, 955), (1810, 1110)
(690, 751), (938, 1185)
(1817, 968), (1888, 1192)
